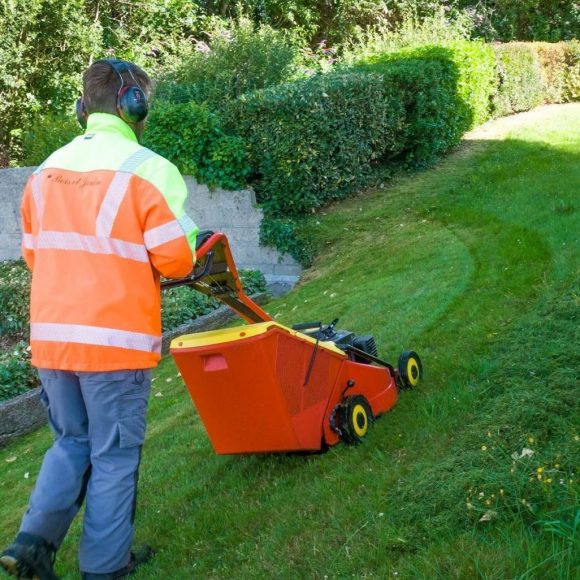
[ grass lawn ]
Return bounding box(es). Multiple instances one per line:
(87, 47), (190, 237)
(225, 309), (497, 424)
(1, 104), (578, 578)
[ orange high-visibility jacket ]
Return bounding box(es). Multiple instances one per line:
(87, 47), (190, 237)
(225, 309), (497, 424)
(21, 113), (198, 371)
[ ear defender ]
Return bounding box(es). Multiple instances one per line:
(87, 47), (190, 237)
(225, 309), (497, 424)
(117, 84), (148, 124)
(75, 97), (87, 129)
(110, 60), (149, 124)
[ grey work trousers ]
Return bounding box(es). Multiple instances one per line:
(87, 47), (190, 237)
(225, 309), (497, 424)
(19, 369), (151, 574)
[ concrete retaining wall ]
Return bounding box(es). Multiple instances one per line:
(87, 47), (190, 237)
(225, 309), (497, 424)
(0, 167), (300, 283)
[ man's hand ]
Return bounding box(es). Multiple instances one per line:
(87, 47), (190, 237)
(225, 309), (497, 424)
(195, 230), (214, 251)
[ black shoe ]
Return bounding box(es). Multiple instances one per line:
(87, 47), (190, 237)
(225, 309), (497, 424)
(0, 532), (59, 580)
(81, 545), (155, 579)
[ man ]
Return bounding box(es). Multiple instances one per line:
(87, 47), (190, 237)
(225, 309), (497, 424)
(0, 59), (198, 579)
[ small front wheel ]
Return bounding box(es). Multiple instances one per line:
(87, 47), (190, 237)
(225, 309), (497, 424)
(398, 351), (423, 389)
(339, 395), (374, 445)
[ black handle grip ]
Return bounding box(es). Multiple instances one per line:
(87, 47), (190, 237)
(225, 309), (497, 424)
(292, 322), (322, 331)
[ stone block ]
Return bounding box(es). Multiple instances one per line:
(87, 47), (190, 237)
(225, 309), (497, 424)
(0, 388), (47, 448)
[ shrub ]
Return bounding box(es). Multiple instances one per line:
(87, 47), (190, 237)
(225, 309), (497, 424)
(225, 72), (405, 217)
(259, 217), (315, 267)
(529, 42), (569, 104)
(563, 40), (580, 102)
(0, 259), (36, 402)
(491, 43), (544, 117)
(0, 0), (100, 165)
(342, 8), (475, 62)
(20, 114), (82, 167)
(161, 287), (218, 330)
(0, 260), (31, 338)
(142, 101), (250, 190)
(237, 268), (268, 296)
(157, 20), (299, 110)
(225, 42), (495, 259)
(460, 0), (580, 43)
(0, 342), (37, 402)
(87, 0), (206, 70)
(356, 42), (496, 163)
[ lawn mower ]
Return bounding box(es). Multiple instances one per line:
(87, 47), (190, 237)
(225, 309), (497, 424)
(161, 231), (423, 454)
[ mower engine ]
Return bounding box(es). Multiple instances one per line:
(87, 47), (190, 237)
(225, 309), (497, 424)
(292, 319), (379, 362)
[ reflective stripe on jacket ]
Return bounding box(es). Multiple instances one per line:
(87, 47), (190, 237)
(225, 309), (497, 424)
(21, 113), (197, 371)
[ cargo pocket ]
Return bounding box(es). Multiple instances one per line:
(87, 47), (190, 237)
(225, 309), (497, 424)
(117, 371), (151, 448)
(119, 378), (151, 418)
(118, 414), (147, 449)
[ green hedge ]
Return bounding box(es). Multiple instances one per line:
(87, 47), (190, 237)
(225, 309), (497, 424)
(492, 43), (544, 117)
(223, 42), (496, 263)
(355, 42), (496, 164)
(225, 72), (405, 217)
(531, 42), (570, 104)
(563, 40), (580, 102)
(141, 102), (251, 190)
(226, 43), (495, 217)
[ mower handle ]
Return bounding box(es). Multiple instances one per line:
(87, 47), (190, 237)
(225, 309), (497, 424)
(292, 322), (322, 331)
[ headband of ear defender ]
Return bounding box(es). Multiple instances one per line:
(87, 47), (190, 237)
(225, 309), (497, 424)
(75, 58), (149, 129)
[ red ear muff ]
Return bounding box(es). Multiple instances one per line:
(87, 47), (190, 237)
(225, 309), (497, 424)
(75, 98), (87, 129)
(117, 84), (148, 124)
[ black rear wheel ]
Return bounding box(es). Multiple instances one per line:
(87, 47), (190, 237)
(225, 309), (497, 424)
(398, 351), (423, 389)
